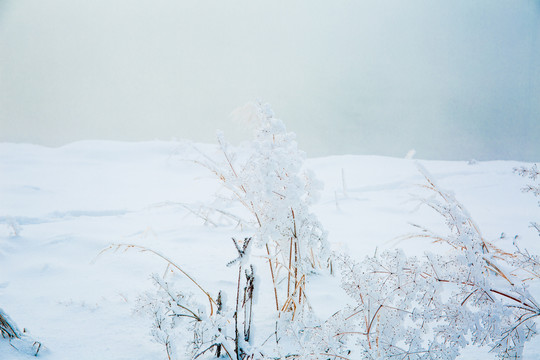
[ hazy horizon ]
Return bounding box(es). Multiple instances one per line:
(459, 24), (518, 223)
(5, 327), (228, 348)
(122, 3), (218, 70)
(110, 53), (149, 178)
(1, 0), (539, 161)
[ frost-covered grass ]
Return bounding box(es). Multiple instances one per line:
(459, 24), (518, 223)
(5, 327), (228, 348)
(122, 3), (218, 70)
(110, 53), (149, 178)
(0, 137), (538, 359)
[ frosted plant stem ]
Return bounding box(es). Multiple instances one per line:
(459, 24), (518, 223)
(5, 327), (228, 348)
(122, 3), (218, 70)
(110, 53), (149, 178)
(235, 264), (242, 360)
(266, 244), (280, 311)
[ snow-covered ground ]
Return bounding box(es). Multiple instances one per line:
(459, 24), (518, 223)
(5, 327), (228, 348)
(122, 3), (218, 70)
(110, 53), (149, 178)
(0, 140), (538, 359)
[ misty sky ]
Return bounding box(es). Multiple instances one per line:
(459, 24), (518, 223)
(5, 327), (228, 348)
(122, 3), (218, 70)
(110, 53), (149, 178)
(0, 0), (539, 160)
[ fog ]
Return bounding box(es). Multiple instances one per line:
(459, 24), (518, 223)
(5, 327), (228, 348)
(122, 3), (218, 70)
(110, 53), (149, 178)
(1, 0), (539, 160)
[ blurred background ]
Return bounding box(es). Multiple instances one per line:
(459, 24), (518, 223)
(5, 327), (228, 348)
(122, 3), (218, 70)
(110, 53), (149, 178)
(0, 0), (539, 160)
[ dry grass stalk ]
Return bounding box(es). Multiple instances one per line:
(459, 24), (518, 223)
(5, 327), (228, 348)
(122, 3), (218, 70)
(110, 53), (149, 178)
(0, 311), (19, 339)
(98, 243), (217, 315)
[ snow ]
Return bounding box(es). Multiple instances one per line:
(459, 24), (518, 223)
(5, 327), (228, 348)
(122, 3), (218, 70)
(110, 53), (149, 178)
(0, 140), (538, 359)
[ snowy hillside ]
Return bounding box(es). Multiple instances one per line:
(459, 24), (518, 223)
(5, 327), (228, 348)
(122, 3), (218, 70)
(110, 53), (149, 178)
(0, 139), (538, 359)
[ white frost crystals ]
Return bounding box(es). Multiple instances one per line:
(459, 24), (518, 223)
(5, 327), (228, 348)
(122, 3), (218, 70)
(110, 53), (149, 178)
(514, 163), (539, 235)
(336, 164), (540, 359)
(187, 102), (331, 314)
